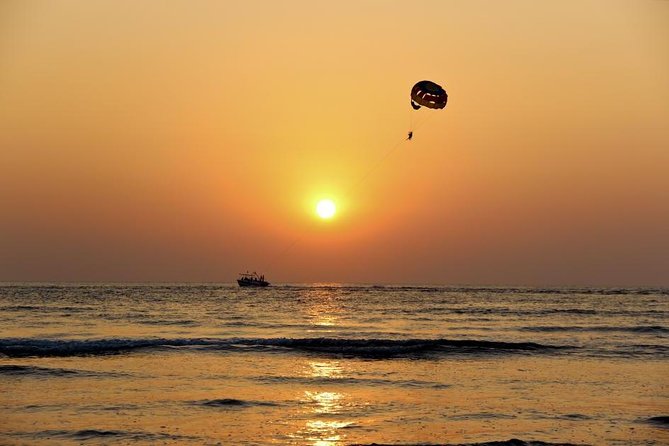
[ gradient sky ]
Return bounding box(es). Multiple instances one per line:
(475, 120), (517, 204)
(1, 0), (668, 285)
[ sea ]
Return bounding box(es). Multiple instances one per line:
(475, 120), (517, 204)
(0, 283), (667, 445)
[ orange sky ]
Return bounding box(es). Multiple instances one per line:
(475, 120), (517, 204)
(1, 1), (668, 285)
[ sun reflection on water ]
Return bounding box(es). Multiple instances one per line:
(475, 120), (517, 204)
(313, 314), (338, 326)
(291, 360), (355, 446)
(305, 390), (343, 414)
(299, 391), (355, 446)
(291, 290), (355, 445)
(308, 361), (343, 379)
(299, 287), (343, 329)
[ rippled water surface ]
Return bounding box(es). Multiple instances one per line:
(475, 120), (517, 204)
(1, 284), (667, 445)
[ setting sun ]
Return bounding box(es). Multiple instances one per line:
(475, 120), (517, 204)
(316, 199), (336, 219)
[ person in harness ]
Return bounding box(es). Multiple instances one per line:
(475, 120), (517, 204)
(407, 131), (413, 141)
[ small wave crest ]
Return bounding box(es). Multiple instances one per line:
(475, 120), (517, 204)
(0, 364), (120, 377)
(0, 337), (566, 358)
(276, 284), (668, 296)
(136, 319), (199, 326)
(196, 398), (278, 408)
(25, 429), (197, 441)
(521, 325), (668, 334)
(255, 375), (450, 389)
(646, 416), (669, 428)
(350, 439), (582, 446)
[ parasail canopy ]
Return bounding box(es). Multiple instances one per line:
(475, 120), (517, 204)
(411, 80), (447, 110)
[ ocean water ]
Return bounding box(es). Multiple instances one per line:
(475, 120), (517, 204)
(0, 283), (667, 445)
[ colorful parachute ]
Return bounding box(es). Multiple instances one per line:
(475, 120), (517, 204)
(410, 80), (447, 110)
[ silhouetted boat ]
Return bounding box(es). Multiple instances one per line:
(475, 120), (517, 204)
(237, 272), (270, 287)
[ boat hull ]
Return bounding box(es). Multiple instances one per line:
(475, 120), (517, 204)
(237, 279), (270, 287)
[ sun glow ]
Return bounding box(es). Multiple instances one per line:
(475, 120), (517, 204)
(316, 199), (336, 219)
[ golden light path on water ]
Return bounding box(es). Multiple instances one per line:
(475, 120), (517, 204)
(286, 360), (353, 445)
(293, 288), (353, 445)
(302, 390), (351, 446)
(304, 285), (343, 328)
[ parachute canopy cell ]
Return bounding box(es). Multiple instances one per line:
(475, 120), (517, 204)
(411, 80), (447, 110)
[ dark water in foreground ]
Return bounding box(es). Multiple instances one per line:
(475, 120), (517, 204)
(1, 284), (667, 445)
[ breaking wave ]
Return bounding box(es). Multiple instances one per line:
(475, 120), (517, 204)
(0, 337), (567, 358)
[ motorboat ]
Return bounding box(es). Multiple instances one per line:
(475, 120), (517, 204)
(237, 272), (270, 287)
